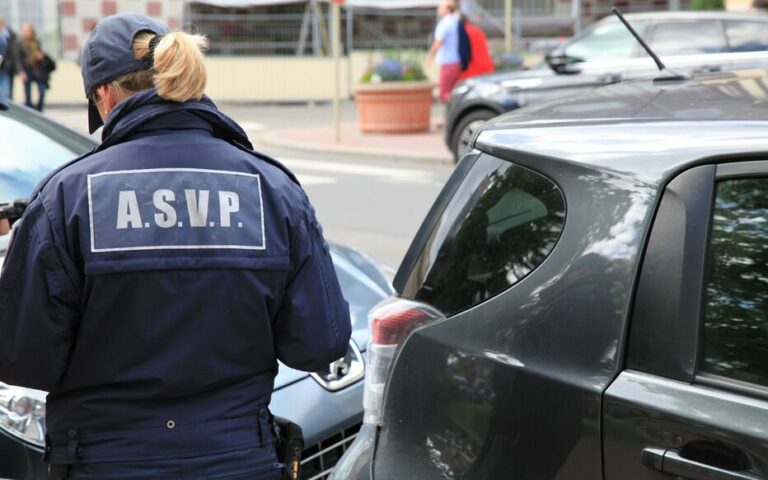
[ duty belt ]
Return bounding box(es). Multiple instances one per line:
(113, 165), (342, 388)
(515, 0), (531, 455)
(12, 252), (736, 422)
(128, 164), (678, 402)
(44, 407), (274, 466)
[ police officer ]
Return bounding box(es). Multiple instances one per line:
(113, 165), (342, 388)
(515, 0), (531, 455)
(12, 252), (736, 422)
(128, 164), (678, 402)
(0, 13), (351, 479)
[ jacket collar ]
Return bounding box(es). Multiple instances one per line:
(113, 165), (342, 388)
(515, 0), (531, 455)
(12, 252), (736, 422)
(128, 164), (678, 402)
(99, 89), (253, 151)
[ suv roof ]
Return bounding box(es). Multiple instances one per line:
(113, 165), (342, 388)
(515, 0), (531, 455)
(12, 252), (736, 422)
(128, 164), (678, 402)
(476, 70), (768, 184)
(611, 11), (768, 22)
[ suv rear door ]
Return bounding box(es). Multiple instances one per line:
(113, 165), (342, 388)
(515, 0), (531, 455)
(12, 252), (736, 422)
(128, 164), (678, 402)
(604, 161), (768, 479)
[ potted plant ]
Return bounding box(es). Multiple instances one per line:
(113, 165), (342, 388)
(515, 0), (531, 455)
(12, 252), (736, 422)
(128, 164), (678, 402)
(355, 58), (433, 134)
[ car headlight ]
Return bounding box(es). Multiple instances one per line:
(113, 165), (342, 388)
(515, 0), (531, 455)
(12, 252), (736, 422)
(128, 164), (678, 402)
(474, 83), (502, 96)
(452, 84), (471, 96)
(0, 383), (46, 447)
(310, 340), (365, 391)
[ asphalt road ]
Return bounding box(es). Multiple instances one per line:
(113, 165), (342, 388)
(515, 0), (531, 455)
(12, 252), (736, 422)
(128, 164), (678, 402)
(46, 103), (454, 269)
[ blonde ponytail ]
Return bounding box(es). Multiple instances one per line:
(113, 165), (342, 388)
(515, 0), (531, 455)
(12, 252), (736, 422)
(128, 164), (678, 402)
(103, 30), (208, 104)
(147, 32), (208, 102)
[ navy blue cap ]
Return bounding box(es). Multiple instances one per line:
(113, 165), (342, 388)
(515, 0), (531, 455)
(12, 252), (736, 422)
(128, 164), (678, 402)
(0, 34), (8, 110)
(81, 13), (169, 133)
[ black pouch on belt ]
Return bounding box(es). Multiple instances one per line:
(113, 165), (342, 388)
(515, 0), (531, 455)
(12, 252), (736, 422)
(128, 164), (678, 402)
(274, 416), (304, 480)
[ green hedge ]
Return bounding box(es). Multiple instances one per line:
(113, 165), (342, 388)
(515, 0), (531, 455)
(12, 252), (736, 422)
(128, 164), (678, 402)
(691, 0), (725, 9)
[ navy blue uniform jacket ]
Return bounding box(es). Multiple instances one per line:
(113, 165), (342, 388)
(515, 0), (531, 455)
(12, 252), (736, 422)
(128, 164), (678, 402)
(0, 90), (351, 464)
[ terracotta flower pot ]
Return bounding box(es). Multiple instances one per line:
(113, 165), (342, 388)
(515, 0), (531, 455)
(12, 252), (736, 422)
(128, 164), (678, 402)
(355, 82), (434, 134)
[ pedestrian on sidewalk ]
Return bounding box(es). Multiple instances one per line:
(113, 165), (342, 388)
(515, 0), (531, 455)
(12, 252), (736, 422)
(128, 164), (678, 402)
(427, 0), (462, 103)
(0, 13), (350, 480)
(459, 16), (495, 81)
(0, 16), (20, 100)
(18, 22), (53, 111)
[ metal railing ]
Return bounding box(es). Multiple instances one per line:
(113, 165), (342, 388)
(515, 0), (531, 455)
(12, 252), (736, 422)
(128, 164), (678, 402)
(188, 12), (314, 56)
(186, 1), (697, 57)
(187, 5), (439, 56)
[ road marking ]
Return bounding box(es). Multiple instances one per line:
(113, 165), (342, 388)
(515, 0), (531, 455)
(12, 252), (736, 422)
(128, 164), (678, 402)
(296, 174), (337, 186)
(281, 157), (442, 186)
(239, 121), (267, 132)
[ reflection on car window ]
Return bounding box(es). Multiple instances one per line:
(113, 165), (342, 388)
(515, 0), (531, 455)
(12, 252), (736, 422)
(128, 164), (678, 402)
(0, 116), (82, 199)
(702, 178), (768, 387)
(401, 155), (565, 316)
(726, 21), (768, 52)
(650, 21), (725, 56)
(565, 21), (647, 62)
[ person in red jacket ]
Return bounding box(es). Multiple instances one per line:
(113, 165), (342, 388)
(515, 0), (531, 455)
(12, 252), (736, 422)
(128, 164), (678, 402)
(460, 18), (495, 80)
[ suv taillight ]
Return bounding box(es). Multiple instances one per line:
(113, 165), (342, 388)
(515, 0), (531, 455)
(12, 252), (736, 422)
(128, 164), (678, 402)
(363, 297), (444, 425)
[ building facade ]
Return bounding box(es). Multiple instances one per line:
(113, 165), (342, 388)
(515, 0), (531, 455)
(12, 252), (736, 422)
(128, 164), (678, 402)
(58, 0), (186, 60)
(0, 0), (744, 62)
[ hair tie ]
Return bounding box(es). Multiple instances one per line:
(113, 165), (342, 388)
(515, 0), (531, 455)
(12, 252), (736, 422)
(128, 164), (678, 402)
(142, 34), (165, 68)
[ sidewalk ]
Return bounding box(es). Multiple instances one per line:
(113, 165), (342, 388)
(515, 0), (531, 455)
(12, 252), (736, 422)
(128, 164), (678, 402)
(44, 101), (455, 166)
(254, 121), (453, 165)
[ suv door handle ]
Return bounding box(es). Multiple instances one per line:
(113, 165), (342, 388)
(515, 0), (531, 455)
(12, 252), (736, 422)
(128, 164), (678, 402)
(642, 448), (761, 480)
(599, 73), (622, 84)
(692, 65), (722, 73)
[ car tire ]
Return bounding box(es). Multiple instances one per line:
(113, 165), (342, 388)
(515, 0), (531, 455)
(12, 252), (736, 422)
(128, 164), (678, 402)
(450, 109), (497, 163)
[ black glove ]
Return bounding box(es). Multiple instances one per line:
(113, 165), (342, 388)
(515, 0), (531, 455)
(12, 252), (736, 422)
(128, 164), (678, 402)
(0, 199), (29, 226)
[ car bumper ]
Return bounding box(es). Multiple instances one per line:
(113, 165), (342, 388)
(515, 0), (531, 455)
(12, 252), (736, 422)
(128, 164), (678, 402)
(271, 375), (365, 479)
(329, 423), (376, 480)
(271, 374), (363, 447)
(0, 429), (47, 480)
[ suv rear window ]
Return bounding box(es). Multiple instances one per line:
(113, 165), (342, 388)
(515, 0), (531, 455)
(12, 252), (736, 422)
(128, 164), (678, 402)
(400, 155), (565, 316)
(701, 177), (768, 387)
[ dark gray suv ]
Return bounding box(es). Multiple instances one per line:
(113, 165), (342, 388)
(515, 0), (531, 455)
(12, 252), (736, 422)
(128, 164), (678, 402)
(335, 69), (768, 479)
(447, 11), (768, 161)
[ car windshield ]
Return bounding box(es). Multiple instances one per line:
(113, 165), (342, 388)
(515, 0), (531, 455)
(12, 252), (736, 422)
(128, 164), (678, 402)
(0, 107), (93, 200)
(0, 107), (93, 260)
(564, 20), (647, 62)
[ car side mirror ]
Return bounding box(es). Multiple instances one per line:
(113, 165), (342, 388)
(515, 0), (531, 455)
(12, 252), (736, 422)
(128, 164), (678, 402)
(545, 52), (583, 75)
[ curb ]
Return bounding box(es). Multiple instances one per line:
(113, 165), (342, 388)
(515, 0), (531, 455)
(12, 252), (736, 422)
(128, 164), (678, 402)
(253, 130), (455, 167)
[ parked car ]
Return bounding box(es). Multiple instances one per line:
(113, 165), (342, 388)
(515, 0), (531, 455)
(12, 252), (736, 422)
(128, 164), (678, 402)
(0, 102), (393, 480)
(446, 11), (768, 161)
(335, 69), (768, 478)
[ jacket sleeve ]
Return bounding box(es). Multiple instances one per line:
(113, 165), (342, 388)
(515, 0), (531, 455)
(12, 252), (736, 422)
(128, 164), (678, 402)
(273, 193), (351, 372)
(0, 199), (80, 391)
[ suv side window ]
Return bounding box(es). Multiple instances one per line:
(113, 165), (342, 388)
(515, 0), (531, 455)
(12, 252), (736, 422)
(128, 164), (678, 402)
(400, 155), (565, 316)
(701, 177), (768, 387)
(650, 21), (726, 56)
(725, 21), (768, 52)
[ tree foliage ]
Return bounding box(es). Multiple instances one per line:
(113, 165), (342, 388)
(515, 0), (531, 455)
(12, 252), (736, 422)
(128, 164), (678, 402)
(703, 179), (768, 387)
(691, 0), (725, 9)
